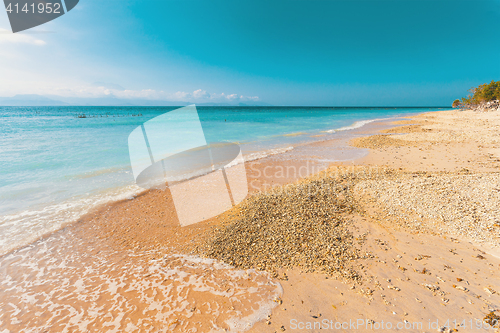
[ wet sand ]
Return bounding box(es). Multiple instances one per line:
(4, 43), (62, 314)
(2, 109), (500, 332)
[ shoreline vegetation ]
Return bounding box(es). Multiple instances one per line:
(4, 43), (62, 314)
(453, 80), (500, 112)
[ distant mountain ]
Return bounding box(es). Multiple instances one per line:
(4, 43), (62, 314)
(195, 102), (272, 107)
(237, 102), (273, 107)
(48, 95), (189, 107)
(0, 94), (271, 107)
(0, 95), (69, 106)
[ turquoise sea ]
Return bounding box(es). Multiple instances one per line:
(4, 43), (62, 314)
(0, 106), (449, 254)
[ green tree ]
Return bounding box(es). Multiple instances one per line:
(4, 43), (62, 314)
(459, 80), (500, 105)
(452, 99), (461, 108)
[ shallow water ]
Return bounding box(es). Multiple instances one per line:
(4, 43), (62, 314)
(0, 231), (282, 332)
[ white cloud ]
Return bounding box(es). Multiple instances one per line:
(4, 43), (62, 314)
(0, 83), (260, 103)
(171, 89), (259, 102)
(114, 89), (165, 99)
(91, 82), (125, 91)
(0, 28), (46, 45)
(44, 86), (169, 100)
(173, 91), (190, 100)
(192, 89), (209, 99)
(225, 93), (239, 100)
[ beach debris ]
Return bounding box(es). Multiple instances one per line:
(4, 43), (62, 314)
(484, 311), (500, 327)
(414, 267), (431, 275)
(360, 288), (374, 296)
(351, 135), (415, 149)
(414, 254), (431, 260)
(388, 285), (400, 291)
(452, 285), (468, 292)
(198, 172), (363, 279)
(422, 284), (440, 292)
(484, 287), (497, 295)
(355, 170), (500, 245)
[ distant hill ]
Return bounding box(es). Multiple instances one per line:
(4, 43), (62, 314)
(0, 94), (272, 107)
(0, 95), (69, 106)
(49, 96), (188, 107)
(196, 102), (272, 107)
(237, 102), (273, 107)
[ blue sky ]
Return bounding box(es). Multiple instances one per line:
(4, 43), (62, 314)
(0, 0), (499, 106)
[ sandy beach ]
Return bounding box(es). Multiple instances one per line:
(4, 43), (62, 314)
(246, 109), (500, 333)
(1, 108), (500, 332)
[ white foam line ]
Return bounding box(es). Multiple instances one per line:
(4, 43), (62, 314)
(0, 240), (283, 333)
(0, 185), (143, 256)
(237, 146), (294, 166)
(325, 117), (391, 133)
(0, 144), (297, 257)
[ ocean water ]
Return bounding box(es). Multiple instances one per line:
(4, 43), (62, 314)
(0, 106), (449, 255)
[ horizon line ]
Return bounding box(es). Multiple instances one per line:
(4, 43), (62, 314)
(0, 105), (453, 108)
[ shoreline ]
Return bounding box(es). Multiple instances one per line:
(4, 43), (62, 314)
(3, 107), (500, 332)
(0, 110), (427, 257)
